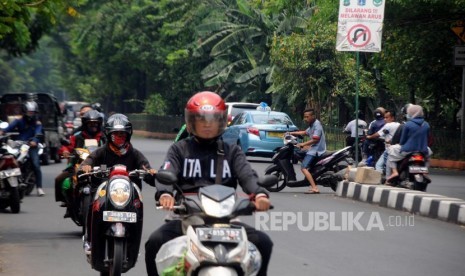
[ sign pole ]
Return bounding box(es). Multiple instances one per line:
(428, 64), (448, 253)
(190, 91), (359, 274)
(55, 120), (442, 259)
(461, 66), (465, 155)
(355, 51), (360, 167)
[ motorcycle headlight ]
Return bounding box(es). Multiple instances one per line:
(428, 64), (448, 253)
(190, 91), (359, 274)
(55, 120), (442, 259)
(108, 178), (131, 209)
(75, 149), (90, 160)
(201, 194), (235, 218)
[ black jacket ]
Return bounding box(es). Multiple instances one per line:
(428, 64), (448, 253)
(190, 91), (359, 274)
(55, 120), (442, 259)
(80, 144), (154, 187)
(156, 136), (268, 198)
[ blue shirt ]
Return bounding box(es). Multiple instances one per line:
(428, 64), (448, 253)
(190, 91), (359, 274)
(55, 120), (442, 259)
(305, 119), (326, 156)
(3, 118), (43, 143)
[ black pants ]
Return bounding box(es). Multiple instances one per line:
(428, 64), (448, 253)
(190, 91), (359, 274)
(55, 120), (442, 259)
(145, 220), (273, 276)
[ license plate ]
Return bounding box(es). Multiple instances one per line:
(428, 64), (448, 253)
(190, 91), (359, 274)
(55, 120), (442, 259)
(196, 227), (243, 243)
(409, 166), (428, 173)
(103, 211), (137, 223)
(8, 177), (19, 188)
(267, 131), (283, 138)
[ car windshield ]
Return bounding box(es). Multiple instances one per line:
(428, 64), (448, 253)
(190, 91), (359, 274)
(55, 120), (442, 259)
(251, 113), (292, 125)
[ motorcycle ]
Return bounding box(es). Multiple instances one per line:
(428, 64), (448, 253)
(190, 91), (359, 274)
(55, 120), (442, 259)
(6, 139), (44, 196)
(78, 164), (150, 276)
(154, 170), (277, 276)
(0, 131), (22, 213)
(388, 152), (430, 191)
(1, 122), (44, 197)
(264, 134), (353, 192)
(61, 139), (99, 234)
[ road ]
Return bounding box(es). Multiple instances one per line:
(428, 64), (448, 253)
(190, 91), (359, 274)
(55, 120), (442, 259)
(1, 137), (464, 276)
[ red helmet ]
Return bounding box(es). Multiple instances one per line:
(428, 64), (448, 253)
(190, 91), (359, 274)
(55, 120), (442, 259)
(185, 91), (227, 139)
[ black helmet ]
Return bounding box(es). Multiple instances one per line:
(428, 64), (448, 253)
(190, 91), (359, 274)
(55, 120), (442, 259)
(81, 110), (103, 134)
(373, 107), (385, 120)
(401, 103), (412, 116)
(104, 113), (133, 141)
(401, 103), (412, 120)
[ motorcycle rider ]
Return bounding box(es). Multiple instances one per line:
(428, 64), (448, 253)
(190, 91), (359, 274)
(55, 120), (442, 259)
(72, 104), (94, 135)
(0, 100), (44, 196)
(343, 111), (367, 147)
(54, 110), (106, 217)
(79, 113), (157, 255)
(288, 108), (326, 194)
(145, 91), (273, 276)
(386, 104), (432, 184)
(366, 110), (400, 175)
(360, 107), (386, 165)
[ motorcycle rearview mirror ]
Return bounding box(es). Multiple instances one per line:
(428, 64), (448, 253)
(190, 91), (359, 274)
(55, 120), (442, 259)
(156, 170), (178, 185)
(258, 174), (279, 188)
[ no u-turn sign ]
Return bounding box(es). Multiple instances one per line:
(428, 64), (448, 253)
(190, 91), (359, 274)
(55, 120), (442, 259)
(348, 24), (371, 47)
(336, 0), (385, 53)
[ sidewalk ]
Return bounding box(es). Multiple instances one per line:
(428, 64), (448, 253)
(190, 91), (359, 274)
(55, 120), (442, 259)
(336, 181), (465, 226)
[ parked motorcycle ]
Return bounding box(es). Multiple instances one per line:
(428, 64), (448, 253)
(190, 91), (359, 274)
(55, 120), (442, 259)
(61, 139), (99, 234)
(154, 170), (276, 276)
(388, 152), (430, 191)
(0, 132), (22, 213)
(78, 164), (150, 276)
(264, 134), (353, 192)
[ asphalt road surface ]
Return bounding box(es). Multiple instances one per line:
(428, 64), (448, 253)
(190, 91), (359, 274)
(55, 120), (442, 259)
(1, 137), (464, 276)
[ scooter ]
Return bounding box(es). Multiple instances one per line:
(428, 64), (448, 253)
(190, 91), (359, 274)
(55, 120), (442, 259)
(264, 134), (353, 192)
(78, 164), (150, 276)
(154, 170), (277, 276)
(0, 132), (22, 213)
(388, 152), (430, 191)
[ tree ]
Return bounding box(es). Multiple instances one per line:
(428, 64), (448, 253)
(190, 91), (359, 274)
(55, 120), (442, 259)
(0, 0), (78, 56)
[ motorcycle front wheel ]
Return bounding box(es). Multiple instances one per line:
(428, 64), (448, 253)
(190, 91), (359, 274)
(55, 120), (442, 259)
(109, 239), (123, 276)
(265, 168), (287, 192)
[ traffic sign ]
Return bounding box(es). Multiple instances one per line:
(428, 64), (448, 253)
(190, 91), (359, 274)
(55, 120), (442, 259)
(336, 0), (385, 52)
(454, 46), (465, 66)
(451, 20), (465, 43)
(347, 24), (371, 47)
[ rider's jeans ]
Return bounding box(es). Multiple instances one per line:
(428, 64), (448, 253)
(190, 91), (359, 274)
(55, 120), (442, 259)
(29, 146), (43, 188)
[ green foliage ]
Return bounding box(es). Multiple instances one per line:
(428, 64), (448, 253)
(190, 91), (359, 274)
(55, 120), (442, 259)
(143, 93), (167, 115)
(0, 0), (79, 56)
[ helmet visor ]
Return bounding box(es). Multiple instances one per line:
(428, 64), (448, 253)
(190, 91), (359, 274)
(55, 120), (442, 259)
(186, 110), (227, 139)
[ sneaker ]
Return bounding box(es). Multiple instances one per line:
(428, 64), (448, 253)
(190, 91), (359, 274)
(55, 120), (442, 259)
(37, 188), (45, 196)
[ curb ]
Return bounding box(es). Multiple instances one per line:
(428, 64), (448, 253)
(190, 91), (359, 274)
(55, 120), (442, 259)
(336, 181), (465, 226)
(430, 159), (465, 170)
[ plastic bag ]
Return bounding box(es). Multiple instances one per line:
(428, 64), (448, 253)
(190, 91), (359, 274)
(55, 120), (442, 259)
(156, 236), (188, 275)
